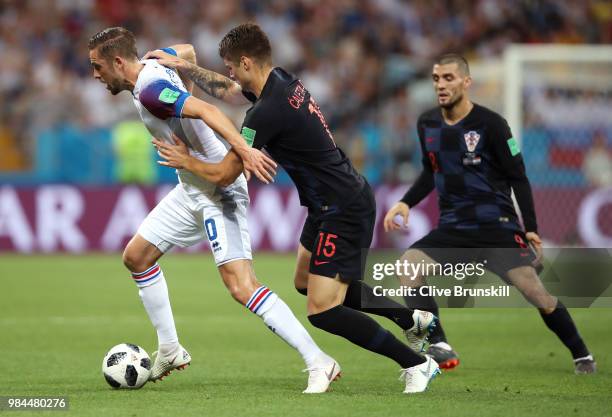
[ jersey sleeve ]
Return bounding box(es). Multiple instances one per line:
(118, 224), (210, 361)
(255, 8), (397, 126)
(139, 79), (190, 120)
(240, 104), (283, 149)
(416, 118), (434, 172)
(401, 116), (435, 207)
(488, 115), (538, 232)
(488, 115), (529, 178)
(489, 116), (520, 161)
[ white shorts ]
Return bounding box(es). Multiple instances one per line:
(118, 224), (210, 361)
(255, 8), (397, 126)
(137, 184), (252, 266)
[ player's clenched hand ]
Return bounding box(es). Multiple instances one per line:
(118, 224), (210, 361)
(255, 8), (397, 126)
(526, 231), (543, 263)
(152, 135), (191, 169)
(383, 202), (410, 232)
(238, 147), (277, 184)
(143, 49), (188, 71)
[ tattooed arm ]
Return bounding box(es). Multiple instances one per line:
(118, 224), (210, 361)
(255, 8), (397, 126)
(182, 64), (248, 105)
(166, 44), (196, 94)
(143, 49), (249, 105)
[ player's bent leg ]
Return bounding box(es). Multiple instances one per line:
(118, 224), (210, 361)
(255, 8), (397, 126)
(218, 259), (338, 393)
(343, 280), (429, 342)
(398, 249), (432, 288)
(299, 244), (424, 340)
(218, 258), (260, 304)
(399, 249), (459, 368)
(506, 266), (595, 374)
(306, 274), (438, 393)
(305, 273), (347, 315)
(506, 265), (557, 311)
(123, 234), (163, 273)
(122, 234), (189, 381)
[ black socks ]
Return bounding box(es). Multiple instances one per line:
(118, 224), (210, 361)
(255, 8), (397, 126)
(308, 305), (425, 368)
(539, 301), (590, 359)
(343, 281), (415, 330)
(297, 281), (416, 330)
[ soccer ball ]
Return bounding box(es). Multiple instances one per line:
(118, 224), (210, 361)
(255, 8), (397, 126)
(102, 343), (151, 389)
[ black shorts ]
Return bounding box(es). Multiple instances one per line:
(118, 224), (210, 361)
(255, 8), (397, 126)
(299, 182), (376, 282)
(410, 228), (537, 281)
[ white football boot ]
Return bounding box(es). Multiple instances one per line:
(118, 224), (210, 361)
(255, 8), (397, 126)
(302, 353), (341, 394)
(400, 355), (440, 394)
(149, 344), (191, 382)
(404, 310), (436, 352)
(574, 355), (597, 374)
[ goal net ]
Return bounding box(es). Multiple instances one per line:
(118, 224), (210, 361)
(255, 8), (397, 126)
(504, 45), (612, 247)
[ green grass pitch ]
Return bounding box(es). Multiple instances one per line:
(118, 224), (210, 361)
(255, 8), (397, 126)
(1, 254), (610, 417)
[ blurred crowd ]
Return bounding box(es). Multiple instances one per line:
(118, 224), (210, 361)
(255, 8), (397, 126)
(0, 0), (610, 184)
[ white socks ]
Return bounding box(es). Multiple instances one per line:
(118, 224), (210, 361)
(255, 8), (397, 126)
(246, 286), (323, 368)
(132, 264), (179, 349)
(132, 268), (323, 368)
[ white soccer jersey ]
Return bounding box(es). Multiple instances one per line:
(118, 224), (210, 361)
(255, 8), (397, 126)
(132, 58), (247, 201)
(132, 55), (251, 264)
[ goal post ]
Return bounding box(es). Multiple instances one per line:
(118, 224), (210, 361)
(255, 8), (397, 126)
(504, 44), (612, 146)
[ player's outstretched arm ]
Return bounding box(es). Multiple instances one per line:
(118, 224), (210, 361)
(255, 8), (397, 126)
(179, 96), (276, 183)
(153, 136), (243, 187)
(166, 44), (197, 94)
(489, 116), (540, 256)
(143, 49), (249, 105)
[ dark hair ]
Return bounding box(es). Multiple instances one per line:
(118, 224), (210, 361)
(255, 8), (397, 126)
(88, 27), (138, 61)
(435, 53), (470, 75)
(218, 23), (272, 65)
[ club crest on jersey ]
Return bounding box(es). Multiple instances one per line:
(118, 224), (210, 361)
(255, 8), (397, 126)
(464, 131), (480, 152)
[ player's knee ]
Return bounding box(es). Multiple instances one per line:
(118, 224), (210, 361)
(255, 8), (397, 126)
(306, 303), (340, 328)
(516, 281), (554, 308)
(401, 249), (416, 263)
(224, 274), (252, 304)
(307, 294), (339, 315)
(398, 250), (426, 284)
(538, 305), (556, 315)
(227, 283), (252, 305)
(122, 248), (149, 273)
(220, 263), (258, 304)
(524, 290), (556, 311)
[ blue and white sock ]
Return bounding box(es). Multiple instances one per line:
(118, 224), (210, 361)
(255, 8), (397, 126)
(246, 286), (323, 368)
(131, 264), (162, 287)
(132, 264), (178, 350)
